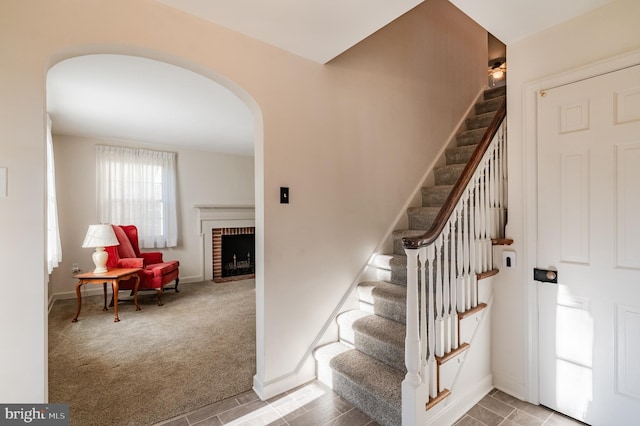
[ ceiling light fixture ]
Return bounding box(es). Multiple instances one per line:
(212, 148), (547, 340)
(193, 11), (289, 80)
(488, 57), (507, 87)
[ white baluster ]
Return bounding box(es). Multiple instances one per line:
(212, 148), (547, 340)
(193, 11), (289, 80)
(494, 146), (500, 237)
(449, 216), (459, 350)
(473, 178), (483, 274)
(425, 245), (437, 398)
(484, 158), (494, 270)
(469, 184), (478, 306)
(419, 247), (429, 390)
(443, 223), (451, 354)
(494, 136), (501, 238)
(494, 141), (502, 238)
(495, 144), (502, 238)
(462, 195), (471, 311)
(500, 124), (508, 237)
(494, 144), (502, 239)
(456, 205), (465, 313)
(480, 168), (489, 271)
(435, 236), (444, 358)
(484, 146), (495, 238)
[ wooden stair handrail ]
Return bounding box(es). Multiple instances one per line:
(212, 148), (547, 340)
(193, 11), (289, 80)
(403, 98), (506, 249)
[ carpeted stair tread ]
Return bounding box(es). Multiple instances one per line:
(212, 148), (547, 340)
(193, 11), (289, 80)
(352, 314), (406, 371)
(337, 309), (373, 345)
(475, 95), (504, 115)
(313, 341), (353, 390)
(446, 144), (477, 165)
(421, 185), (453, 208)
(407, 206), (441, 214)
(329, 345), (403, 426)
(434, 163), (466, 186)
(370, 253), (407, 271)
(358, 281), (406, 304)
(456, 127), (487, 147)
(370, 254), (407, 285)
(484, 86), (506, 100)
(465, 111), (496, 130)
(314, 341), (352, 364)
(407, 206), (440, 230)
(388, 254), (406, 276)
(357, 281), (407, 324)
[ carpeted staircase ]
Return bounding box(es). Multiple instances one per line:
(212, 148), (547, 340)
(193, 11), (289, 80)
(314, 86), (506, 426)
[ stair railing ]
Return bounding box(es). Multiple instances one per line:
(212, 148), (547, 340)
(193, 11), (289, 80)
(401, 100), (506, 425)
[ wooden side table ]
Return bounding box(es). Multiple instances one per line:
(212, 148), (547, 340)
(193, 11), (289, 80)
(72, 268), (142, 323)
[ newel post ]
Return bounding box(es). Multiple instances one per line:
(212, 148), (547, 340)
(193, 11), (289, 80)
(402, 247), (427, 426)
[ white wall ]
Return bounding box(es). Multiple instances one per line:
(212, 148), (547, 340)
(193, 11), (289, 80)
(0, 0), (486, 402)
(49, 134), (255, 297)
(492, 0), (640, 400)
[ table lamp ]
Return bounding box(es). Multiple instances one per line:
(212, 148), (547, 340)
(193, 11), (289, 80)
(82, 224), (119, 274)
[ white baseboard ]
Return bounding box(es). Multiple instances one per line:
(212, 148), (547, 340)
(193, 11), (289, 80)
(253, 358), (316, 400)
(178, 274), (204, 284)
(492, 372), (526, 402)
(54, 287), (107, 301)
(48, 294), (55, 313)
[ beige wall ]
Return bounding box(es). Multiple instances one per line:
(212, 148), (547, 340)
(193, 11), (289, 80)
(0, 0), (486, 401)
(50, 134), (255, 296)
(493, 0), (640, 400)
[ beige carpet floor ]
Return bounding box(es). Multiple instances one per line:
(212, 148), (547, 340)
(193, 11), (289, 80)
(48, 279), (256, 426)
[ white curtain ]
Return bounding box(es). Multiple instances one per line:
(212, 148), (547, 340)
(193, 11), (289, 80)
(47, 115), (62, 274)
(96, 145), (178, 248)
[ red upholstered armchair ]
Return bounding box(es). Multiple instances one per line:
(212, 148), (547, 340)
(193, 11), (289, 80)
(106, 224), (179, 305)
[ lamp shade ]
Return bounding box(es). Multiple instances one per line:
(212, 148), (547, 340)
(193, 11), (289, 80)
(82, 224), (119, 248)
(82, 224), (119, 274)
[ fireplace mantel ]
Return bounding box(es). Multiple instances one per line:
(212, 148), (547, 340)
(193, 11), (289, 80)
(196, 205), (255, 281)
(195, 205), (255, 231)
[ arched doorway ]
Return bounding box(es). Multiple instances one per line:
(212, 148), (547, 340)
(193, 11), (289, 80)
(46, 53), (262, 425)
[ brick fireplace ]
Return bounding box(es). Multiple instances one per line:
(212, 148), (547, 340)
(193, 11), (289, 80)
(196, 205), (255, 281)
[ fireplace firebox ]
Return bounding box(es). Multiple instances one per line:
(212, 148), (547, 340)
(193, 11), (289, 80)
(212, 227), (255, 282)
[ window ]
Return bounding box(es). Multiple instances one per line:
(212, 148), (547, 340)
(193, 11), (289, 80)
(47, 115), (62, 273)
(96, 145), (177, 248)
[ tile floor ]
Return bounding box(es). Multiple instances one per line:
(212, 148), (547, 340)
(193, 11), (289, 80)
(454, 388), (586, 426)
(154, 380), (377, 426)
(153, 381), (585, 426)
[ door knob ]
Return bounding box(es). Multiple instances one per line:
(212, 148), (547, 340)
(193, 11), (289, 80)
(534, 268), (558, 283)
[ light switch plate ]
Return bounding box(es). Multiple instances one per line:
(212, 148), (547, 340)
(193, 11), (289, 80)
(503, 250), (516, 268)
(0, 167), (6, 197)
(280, 187), (289, 204)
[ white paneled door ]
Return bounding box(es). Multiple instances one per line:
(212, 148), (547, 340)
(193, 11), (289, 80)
(537, 64), (640, 425)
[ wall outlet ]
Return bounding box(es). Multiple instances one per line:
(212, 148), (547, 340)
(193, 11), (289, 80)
(72, 263), (81, 273)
